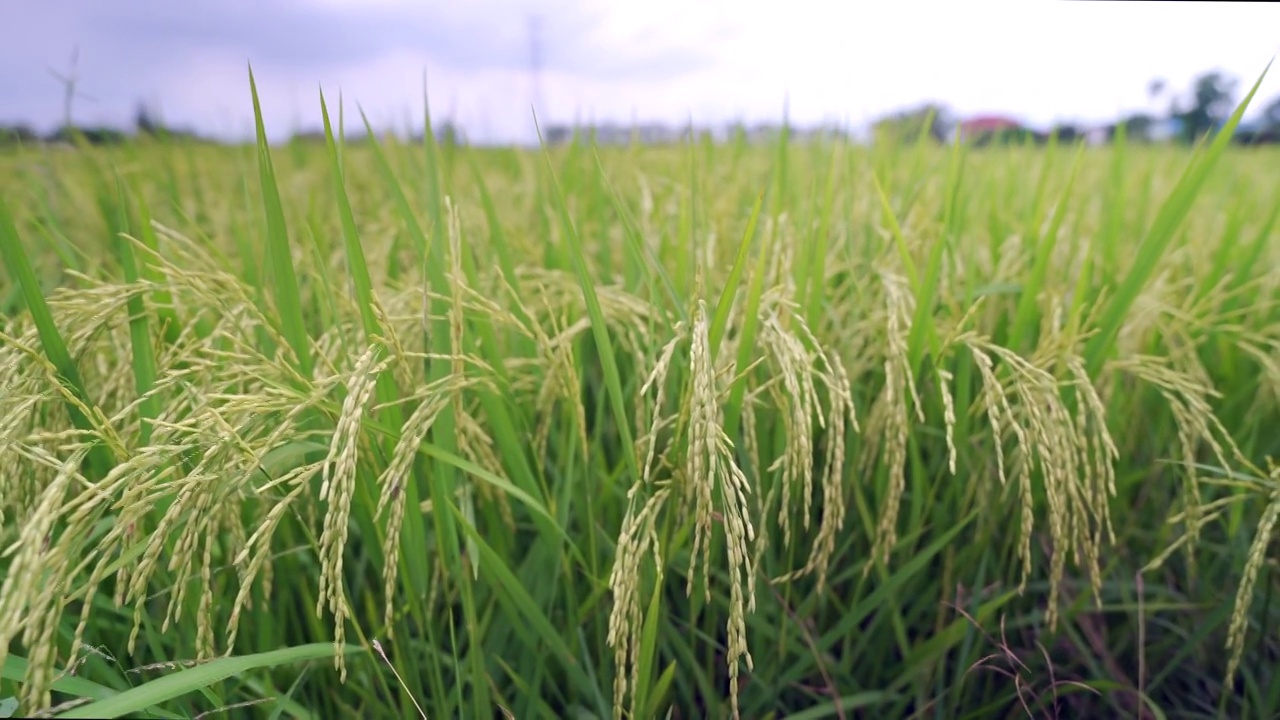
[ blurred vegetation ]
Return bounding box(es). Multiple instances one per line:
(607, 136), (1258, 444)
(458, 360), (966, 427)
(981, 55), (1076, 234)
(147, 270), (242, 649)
(5, 70), (1280, 151)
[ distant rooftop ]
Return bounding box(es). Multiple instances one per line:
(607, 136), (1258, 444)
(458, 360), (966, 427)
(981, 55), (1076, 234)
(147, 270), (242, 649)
(959, 115), (1025, 133)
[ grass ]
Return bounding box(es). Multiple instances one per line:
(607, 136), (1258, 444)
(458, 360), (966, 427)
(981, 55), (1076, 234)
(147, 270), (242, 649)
(3, 71), (1280, 719)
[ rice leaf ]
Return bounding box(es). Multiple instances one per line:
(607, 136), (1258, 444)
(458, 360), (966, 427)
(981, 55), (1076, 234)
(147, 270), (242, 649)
(54, 645), (362, 719)
(107, 177), (160, 446)
(535, 113), (641, 489)
(708, 189), (765, 359)
(0, 195), (115, 477)
(1084, 61), (1271, 375)
(248, 65), (313, 378)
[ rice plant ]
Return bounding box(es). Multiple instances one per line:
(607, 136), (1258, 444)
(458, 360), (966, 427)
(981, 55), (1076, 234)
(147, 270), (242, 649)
(3, 69), (1280, 719)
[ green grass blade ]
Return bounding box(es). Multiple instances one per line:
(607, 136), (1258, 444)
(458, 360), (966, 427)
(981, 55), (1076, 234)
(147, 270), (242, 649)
(0, 196), (115, 478)
(358, 106), (469, 578)
(416, 88), (467, 578)
(131, 186), (181, 345)
(319, 90), (433, 614)
(723, 195), (775, 441)
(802, 142), (842, 326)
(465, 152), (522, 306)
(775, 692), (898, 720)
(108, 178), (159, 446)
(708, 189), (765, 359)
(771, 96), (791, 212)
(248, 65), (313, 378)
(461, 154), (581, 560)
(319, 90), (380, 341)
(1235, 183), (1280, 289)
(871, 174), (941, 374)
(872, 174), (919, 288)
(359, 109), (428, 265)
(1009, 141), (1086, 351)
(535, 113), (641, 490)
(634, 579), (663, 719)
(593, 149), (686, 321)
(449, 504), (601, 701)
(1084, 61), (1271, 375)
(3, 657), (116, 705)
(54, 645), (362, 719)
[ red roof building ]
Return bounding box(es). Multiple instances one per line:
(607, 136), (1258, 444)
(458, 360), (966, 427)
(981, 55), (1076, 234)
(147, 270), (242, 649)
(959, 115), (1022, 135)
(956, 115), (1038, 144)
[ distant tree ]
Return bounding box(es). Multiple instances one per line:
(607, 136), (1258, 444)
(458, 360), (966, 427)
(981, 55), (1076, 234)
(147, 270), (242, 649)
(0, 124), (37, 146)
(1117, 113), (1157, 143)
(726, 120), (747, 144)
(1233, 95), (1280, 145)
(48, 125), (127, 145)
(288, 129), (326, 144)
(873, 103), (952, 145)
(1049, 123), (1084, 143)
(130, 100), (209, 143)
(1264, 95), (1280, 129)
(544, 124), (572, 145)
(1170, 71), (1238, 143)
(135, 102), (162, 136)
(436, 120), (462, 147)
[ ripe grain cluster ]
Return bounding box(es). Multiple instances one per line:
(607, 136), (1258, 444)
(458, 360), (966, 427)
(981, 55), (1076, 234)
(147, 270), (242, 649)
(3, 84), (1280, 718)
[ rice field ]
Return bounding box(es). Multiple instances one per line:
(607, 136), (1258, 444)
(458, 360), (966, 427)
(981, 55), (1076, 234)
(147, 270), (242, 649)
(3, 75), (1280, 719)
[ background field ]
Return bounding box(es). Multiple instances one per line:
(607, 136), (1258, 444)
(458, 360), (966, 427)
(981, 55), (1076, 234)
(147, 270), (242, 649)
(3, 88), (1280, 719)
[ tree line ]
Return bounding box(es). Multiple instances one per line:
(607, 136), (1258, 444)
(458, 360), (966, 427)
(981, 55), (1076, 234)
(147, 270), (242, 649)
(3, 69), (1279, 149)
(874, 70), (1280, 147)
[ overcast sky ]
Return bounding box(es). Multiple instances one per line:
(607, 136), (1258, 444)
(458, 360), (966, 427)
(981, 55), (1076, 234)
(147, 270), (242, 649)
(2, 0), (1279, 144)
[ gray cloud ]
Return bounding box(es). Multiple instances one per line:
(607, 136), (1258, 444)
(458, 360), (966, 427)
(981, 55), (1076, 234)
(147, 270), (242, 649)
(0, 0), (717, 134)
(10, 0), (714, 80)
